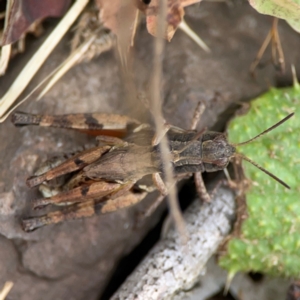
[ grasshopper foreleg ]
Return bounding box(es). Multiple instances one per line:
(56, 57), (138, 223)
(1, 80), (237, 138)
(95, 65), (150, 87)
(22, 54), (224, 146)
(137, 173), (170, 221)
(194, 171), (211, 202)
(190, 102), (205, 131)
(152, 173), (168, 195)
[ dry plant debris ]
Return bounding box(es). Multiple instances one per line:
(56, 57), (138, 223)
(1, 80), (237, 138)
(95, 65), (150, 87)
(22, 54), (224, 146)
(0, 0), (90, 122)
(97, 0), (202, 45)
(145, 0), (201, 41)
(0, 0), (208, 123)
(38, 7), (115, 99)
(250, 18), (285, 75)
(2, 0), (71, 45)
(0, 282), (13, 300)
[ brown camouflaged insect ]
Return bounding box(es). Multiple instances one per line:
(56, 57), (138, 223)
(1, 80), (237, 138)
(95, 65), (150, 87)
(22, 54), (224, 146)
(11, 107), (293, 232)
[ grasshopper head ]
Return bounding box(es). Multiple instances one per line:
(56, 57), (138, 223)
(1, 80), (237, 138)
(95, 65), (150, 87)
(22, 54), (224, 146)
(202, 134), (236, 171)
(200, 112), (293, 190)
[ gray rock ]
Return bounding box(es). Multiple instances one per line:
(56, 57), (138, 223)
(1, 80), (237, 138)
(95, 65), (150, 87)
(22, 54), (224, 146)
(0, 2), (299, 299)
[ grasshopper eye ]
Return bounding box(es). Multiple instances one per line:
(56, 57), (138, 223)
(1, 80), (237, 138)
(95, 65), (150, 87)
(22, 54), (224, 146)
(204, 157), (229, 172)
(215, 158), (229, 167)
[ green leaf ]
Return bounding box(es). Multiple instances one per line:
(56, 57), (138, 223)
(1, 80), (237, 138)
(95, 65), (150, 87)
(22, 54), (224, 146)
(249, 0), (300, 33)
(219, 83), (300, 277)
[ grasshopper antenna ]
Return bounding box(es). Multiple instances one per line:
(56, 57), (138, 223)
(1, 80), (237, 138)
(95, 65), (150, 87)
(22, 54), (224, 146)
(231, 113), (294, 189)
(233, 113), (294, 146)
(236, 153), (290, 189)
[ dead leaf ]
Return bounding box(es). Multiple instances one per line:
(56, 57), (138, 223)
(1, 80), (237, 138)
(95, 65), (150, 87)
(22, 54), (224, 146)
(181, 0), (202, 5)
(2, 0), (71, 45)
(146, 0), (201, 41)
(96, 0), (202, 45)
(249, 0), (300, 33)
(97, 0), (138, 51)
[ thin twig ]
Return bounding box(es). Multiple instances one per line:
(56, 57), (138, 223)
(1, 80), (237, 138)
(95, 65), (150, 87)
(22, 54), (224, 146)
(250, 29), (271, 75)
(250, 17), (285, 75)
(272, 18), (285, 73)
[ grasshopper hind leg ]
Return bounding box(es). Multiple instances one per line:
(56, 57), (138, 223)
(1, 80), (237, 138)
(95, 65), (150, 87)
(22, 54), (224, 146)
(34, 155), (74, 198)
(22, 200), (97, 232)
(11, 112), (141, 137)
(22, 189), (147, 232)
(32, 150), (94, 198)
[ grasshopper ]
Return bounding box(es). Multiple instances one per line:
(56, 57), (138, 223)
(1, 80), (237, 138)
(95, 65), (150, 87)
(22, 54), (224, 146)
(11, 107), (293, 232)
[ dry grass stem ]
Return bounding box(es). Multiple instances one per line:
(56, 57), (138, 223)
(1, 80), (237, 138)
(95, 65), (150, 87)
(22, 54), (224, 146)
(179, 19), (210, 53)
(38, 27), (114, 99)
(0, 62), (66, 122)
(150, 0), (188, 243)
(38, 35), (96, 99)
(291, 65), (299, 88)
(131, 10), (140, 47)
(0, 0), (89, 122)
(0, 45), (12, 76)
(0, 0), (13, 75)
(0, 282), (13, 300)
